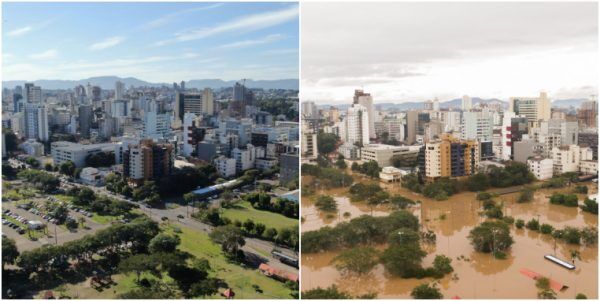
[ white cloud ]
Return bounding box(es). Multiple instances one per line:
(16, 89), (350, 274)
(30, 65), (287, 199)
(155, 5), (298, 46)
(29, 49), (58, 60)
(7, 26), (32, 37)
(217, 34), (285, 49)
(140, 3), (223, 30)
(302, 2), (598, 102)
(89, 36), (125, 51)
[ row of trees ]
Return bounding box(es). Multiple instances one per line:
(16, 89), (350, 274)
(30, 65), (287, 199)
(17, 169), (59, 193)
(301, 211), (419, 253)
(67, 186), (138, 216)
(16, 217), (160, 275)
(350, 161), (380, 179)
(513, 217), (598, 246)
(402, 162), (536, 200)
(301, 164), (353, 188)
(194, 208), (299, 250)
(244, 192), (299, 218)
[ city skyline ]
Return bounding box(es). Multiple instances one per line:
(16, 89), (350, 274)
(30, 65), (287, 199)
(2, 2), (299, 82)
(301, 2), (598, 104)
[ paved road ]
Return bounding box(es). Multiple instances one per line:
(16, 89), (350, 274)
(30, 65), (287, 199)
(64, 181), (299, 274)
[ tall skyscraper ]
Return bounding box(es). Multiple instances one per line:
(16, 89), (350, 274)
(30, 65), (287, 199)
(115, 80), (125, 100)
(231, 82), (254, 116)
(509, 92), (551, 128)
(345, 104), (370, 146)
(24, 103), (49, 141)
(202, 88), (215, 115)
(353, 89), (375, 139)
(78, 104), (93, 138)
(175, 92), (203, 121)
(24, 83), (42, 103)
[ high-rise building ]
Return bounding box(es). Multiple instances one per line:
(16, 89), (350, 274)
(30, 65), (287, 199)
(552, 145), (580, 175)
(578, 99), (597, 129)
(78, 105), (93, 138)
(202, 88), (215, 115)
(123, 140), (174, 185)
(509, 92), (551, 127)
(24, 103), (49, 141)
(24, 83), (42, 103)
(461, 110), (493, 142)
(424, 134), (479, 180)
(353, 89), (375, 139)
(301, 101), (318, 119)
(175, 92), (203, 121)
(405, 111), (418, 145)
(231, 82), (254, 117)
(115, 80), (125, 100)
(462, 95), (472, 111)
(301, 125), (318, 160)
(143, 108), (171, 140)
(345, 104), (370, 146)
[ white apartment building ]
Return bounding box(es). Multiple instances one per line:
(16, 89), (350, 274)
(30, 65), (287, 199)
(338, 142), (360, 160)
(424, 143), (442, 178)
(255, 157), (278, 171)
(500, 111), (516, 161)
(509, 92), (551, 128)
(214, 156), (236, 178)
(461, 110), (493, 142)
(232, 144), (256, 172)
(24, 103), (49, 141)
(354, 90), (376, 139)
(552, 145), (580, 175)
(345, 104), (370, 146)
(527, 157), (553, 180)
(182, 113), (197, 157)
(361, 144), (421, 167)
(143, 111), (171, 140)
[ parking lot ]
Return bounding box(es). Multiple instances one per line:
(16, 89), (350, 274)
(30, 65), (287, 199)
(2, 200), (109, 251)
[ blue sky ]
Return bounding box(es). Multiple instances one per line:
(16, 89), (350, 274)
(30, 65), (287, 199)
(2, 2), (299, 82)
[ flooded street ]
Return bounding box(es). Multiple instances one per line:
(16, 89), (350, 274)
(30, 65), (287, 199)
(302, 176), (598, 299)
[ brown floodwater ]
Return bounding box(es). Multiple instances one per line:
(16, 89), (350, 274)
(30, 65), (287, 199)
(301, 177), (598, 299)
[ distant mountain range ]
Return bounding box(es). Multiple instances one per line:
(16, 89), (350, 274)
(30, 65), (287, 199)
(318, 97), (590, 110)
(2, 76), (299, 90)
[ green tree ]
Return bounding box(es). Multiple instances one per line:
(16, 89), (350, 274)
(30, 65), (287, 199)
(119, 254), (159, 283)
(468, 221), (514, 253)
(315, 195), (338, 212)
(433, 255), (453, 275)
(335, 155), (347, 169)
(317, 133), (339, 155)
(2, 237), (19, 270)
(302, 285), (353, 299)
(149, 233), (181, 253)
(209, 225), (246, 258)
(467, 173), (490, 191)
(331, 246), (379, 275)
(59, 161), (77, 177)
(380, 243), (426, 277)
(411, 283), (443, 299)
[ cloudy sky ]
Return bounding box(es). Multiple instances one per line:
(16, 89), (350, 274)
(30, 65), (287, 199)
(301, 2), (598, 104)
(2, 2), (298, 82)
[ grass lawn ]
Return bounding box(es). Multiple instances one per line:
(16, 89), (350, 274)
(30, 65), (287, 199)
(220, 201), (297, 231)
(51, 271), (171, 299)
(165, 225), (294, 299)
